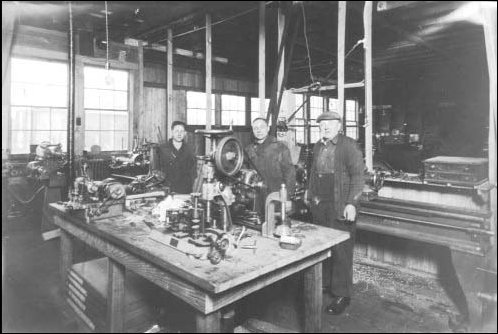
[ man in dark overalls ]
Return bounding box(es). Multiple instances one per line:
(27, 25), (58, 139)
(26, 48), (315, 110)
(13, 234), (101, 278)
(306, 111), (365, 315)
(158, 121), (197, 194)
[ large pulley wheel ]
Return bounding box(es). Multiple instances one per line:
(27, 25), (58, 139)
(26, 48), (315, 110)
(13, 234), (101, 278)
(214, 136), (243, 176)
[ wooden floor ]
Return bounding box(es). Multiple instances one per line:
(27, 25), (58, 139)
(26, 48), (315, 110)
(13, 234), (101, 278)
(2, 211), (464, 333)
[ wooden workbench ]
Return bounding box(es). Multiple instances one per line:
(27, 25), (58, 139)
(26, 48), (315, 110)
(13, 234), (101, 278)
(49, 203), (349, 333)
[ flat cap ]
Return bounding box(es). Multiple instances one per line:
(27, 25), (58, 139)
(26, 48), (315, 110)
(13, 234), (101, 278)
(316, 111), (342, 123)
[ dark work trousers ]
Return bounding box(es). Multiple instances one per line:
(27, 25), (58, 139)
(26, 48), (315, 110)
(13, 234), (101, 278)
(311, 199), (356, 298)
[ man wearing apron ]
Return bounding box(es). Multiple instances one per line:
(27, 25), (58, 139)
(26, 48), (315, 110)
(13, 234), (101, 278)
(306, 111), (365, 315)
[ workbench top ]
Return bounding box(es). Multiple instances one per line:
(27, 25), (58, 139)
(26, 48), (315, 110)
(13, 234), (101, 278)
(49, 203), (349, 294)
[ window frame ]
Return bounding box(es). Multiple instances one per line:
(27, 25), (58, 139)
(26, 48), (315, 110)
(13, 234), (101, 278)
(8, 57), (69, 155)
(83, 65), (131, 152)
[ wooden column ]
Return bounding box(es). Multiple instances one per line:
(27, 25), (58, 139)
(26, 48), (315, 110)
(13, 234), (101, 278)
(205, 14), (212, 153)
(166, 28), (173, 140)
(303, 262), (323, 332)
(59, 229), (73, 284)
(277, 3), (285, 111)
(364, 2), (373, 171)
(136, 40), (144, 140)
(259, 1), (266, 117)
(337, 1), (346, 122)
(196, 311), (221, 333)
(481, 4), (497, 262)
(107, 258), (125, 333)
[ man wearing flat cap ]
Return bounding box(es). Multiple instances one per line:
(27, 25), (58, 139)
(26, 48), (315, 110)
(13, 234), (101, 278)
(306, 111), (365, 315)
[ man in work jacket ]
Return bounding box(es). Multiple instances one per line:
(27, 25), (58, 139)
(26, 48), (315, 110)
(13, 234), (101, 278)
(245, 117), (296, 217)
(306, 111), (365, 315)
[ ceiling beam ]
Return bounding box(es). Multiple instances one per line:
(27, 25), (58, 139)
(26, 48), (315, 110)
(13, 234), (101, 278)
(133, 12), (198, 40)
(376, 1), (421, 12)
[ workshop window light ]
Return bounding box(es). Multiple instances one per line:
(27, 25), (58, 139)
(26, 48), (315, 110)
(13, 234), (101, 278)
(83, 66), (129, 151)
(186, 91), (215, 125)
(250, 97), (270, 122)
(222, 94), (246, 126)
(9, 58), (68, 154)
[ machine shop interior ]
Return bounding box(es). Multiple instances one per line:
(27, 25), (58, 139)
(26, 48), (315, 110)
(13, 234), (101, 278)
(2, 1), (496, 333)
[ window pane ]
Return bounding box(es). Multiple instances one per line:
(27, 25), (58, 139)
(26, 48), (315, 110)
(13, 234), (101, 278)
(250, 97), (270, 113)
(310, 126), (320, 143)
(187, 91), (215, 109)
(114, 132), (128, 151)
(50, 131), (67, 150)
(84, 66), (128, 90)
(32, 107), (51, 130)
(11, 106), (31, 130)
(187, 110), (203, 125)
(11, 131), (30, 154)
(84, 66), (129, 151)
(295, 128), (304, 144)
(32, 131), (51, 146)
(186, 91), (215, 125)
(113, 91), (128, 110)
(294, 94), (305, 119)
(51, 108), (68, 130)
(346, 100), (356, 112)
(100, 131), (114, 151)
(329, 99), (338, 112)
(85, 110), (101, 130)
(310, 96), (322, 109)
(115, 113), (128, 131)
(222, 94), (246, 125)
(101, 111), (115, 130)
(12, 58), (67, 86)
(346, 127), (358, 140)
(85, 131), (100, 150)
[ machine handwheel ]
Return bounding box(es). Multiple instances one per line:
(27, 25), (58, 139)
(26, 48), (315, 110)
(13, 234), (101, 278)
(215, 136), (244, 176)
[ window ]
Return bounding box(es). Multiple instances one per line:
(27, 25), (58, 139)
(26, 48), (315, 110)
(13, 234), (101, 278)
(309, 96), (323, 143)
(9, 58), (68, 154)
(221, 94), (246, 125)
(186, 91), (215, 125)
(84, 66), (129, 151)
(293, 94), (306, 144)
(294, 95), (324, 144)
(250, 97), (269, 122)
(329, 98), (359, 140)
(345, 100), (359, 140)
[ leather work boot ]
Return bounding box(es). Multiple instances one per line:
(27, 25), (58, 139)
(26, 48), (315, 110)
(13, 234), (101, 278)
(326, 296), (351, 315)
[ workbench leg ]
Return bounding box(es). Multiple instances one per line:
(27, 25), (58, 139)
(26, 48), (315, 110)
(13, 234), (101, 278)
(60, 229), (73, 284)
(107, 258), (126, 333)
(303, 262), (322, 333)
(449, 249), (486, 331)
(196, 311), (221, 333)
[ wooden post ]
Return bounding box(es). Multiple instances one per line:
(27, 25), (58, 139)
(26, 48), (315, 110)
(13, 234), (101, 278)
(196, 311), (221, 333)
(59, 229), (73, 284)
(166, 28), (173, 140)
(137, 40), (144, 140)
(67, 1), (76, 184)
(364, 2), (373, 171)
(259, 1), (266, 117)
(337, 1), (346, 123)
(481, 4), (497, 264)
(205, 14), (212, 154)
(303, 262), (323, 332)
(277, 3), (285, 112)
(107, 258), (125, 333)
